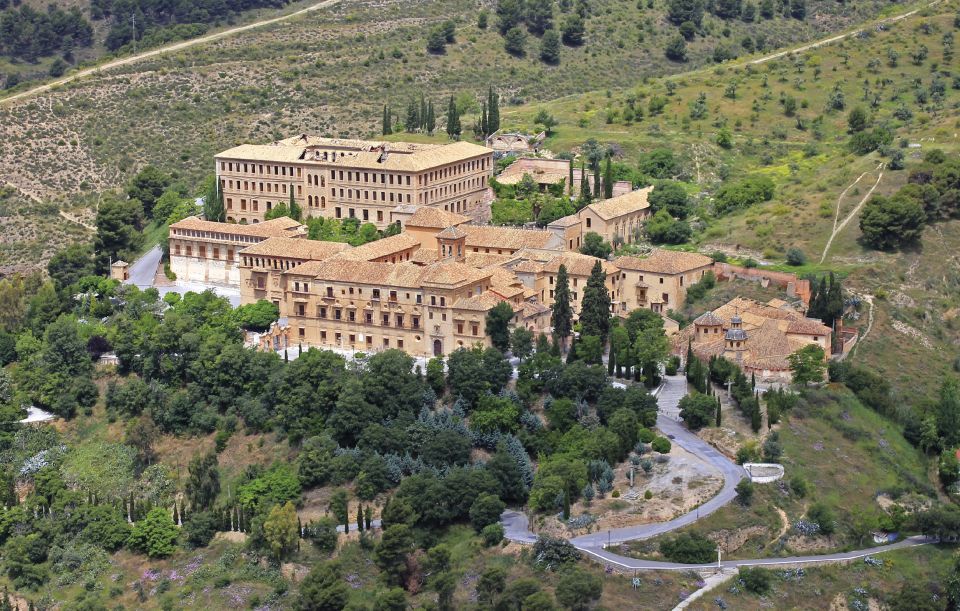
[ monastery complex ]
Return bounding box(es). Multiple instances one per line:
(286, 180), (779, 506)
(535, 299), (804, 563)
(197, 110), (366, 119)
(167, 135), (832, 377)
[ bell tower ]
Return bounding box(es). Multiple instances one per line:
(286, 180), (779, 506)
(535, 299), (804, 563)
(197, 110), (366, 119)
(436, 226), (467, 263)
(724, 310), (748, 363)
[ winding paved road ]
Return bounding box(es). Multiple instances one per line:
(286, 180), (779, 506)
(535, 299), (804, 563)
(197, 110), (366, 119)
(501, 374), (934, 571)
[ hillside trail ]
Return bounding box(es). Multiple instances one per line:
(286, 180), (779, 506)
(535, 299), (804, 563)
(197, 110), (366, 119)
(851, 294), (874, 357)
(820, 163), (884, 264)
(748, 1), (940, 66)
(0, 0), (342, 106)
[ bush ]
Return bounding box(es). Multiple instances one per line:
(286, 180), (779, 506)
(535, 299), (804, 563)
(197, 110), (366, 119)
(482, 523), (505, 547)
(789, 475), (809, 498)
(660, 532), (716, 563)
(532, 536), (581, 570)
(306, 517), (339, 554)
(739, 567), (771, 594)
(470, 494), (506, 532)
(785, 248), (806, 266)
(651, 436), (672, 454)
(807, 503), (835, 535)
(183, 511), (218, 548)
(714, 176), (775, 215)
(127, 508), (179, 558)
(736, 479), (754, 505)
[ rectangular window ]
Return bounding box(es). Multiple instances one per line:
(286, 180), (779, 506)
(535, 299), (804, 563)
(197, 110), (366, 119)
(472, 324), (479, 336)
(298, 327), (305, 337)
(348, 311), (356, 322)
(335, 309), (342, 320)
(382, 314), (390, 326)
(319, 307), (327, 318)
(457, 323), (463, 334)
(365, 312), (373, 324)
(383, 338), (390, 347)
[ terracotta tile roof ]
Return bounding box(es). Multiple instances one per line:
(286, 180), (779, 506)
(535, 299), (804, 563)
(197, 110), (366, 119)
(411, 249), (439, 264)
(327, 141), (491, 172)
(405, 207), (472, 229)
(520, 301), (551, 317)
(278, 135), (438, 154)
(675, 296), (830, 373)
(486, 267), (524, 289)
(437, 226), (468, 239)
(540, 253), (616, 277)
(240, 237), (351, 260)
(216, 144), (306, 163)
(418, 261), (492, 287)
(332, 234), (421, 261)
(454, 291), (507, 312)
(512, 260), (543, 274)
(786, 319), (832, 335)
(307, 260), (425, 287)
(465, 252), (519, 268)
(497, 157), (569, 185)
(170, 216), (305, 238)
(694, 311), (724, 326)
(548, 214), (583, 228)
(463, 225), (562, 251)
(584, 186), (653, 220)
(614, 249), (714, 275)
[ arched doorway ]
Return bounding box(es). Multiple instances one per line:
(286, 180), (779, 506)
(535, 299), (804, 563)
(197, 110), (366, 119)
(433, 339), (442, 357)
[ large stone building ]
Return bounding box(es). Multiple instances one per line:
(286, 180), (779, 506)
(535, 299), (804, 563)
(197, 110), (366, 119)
(674, 297), (831, 383)
(548, 187), (654, 251)
(496, 157), (633, 198)
(613, 249), (714, 315)
(168, 216), (307, 285)
(215, 135), (493, 227)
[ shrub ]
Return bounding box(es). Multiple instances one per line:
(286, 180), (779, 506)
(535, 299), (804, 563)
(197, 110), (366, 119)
(736, 479), (754, 505)
(644, 489), (653, 500)
(660, 532), (716, 563)
(807, 503), (835, 535)
(482, 523), (505, 547)
(305, 517), (339, 554)
(127, 508), (178, 558)
(714, 176), (775, 215)
(739, 567), (771, 594)
(183, 511), (218, 548)
(533, 536), (581, 570)
(785, 248), (806, 266)
(789, 475), (809, 497)
(651, 436), (672, 454)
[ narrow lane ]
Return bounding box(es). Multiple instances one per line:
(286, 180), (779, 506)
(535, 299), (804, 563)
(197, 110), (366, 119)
(500, 374), (935, 570)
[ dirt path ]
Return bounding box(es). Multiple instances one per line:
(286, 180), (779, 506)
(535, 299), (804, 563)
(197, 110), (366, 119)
(748, 1), (939, 66)
(0, 0), (342, 106)
(851, 294), (874, 357)
(820, 164), (884, 264)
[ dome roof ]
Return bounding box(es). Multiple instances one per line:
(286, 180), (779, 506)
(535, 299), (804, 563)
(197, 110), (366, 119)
(725, 328), (748, 342)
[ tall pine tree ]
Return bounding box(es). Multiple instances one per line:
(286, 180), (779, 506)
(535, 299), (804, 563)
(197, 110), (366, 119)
(487, 87), (500, 134)
(603, 154), (613, 199)
(426, 101), (436, 134)
(446, 96), (461, 139)
(419, 94), (428, 131)
(578, 164), (592, 207)
(580, 259), (612, 343)
(552, 264), (573, 349)
(593, 163), (601, 198)
(289, 188), (301, 221)
(382, 105), (392, 135)
(406, 100), (419, 132)
(480, 100), (489, 138)
(204, 178), (225, 222)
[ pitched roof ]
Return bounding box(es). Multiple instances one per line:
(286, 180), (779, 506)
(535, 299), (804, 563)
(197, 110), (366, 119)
(548, 214), (583, 228)
(437, 226), (468, 239)
(405, 207), (472, 229)
(462, 225), (562, 251)
(215, 144), (306, 163)
(332, 233), (421, 261)
(170, 216), (305, 238)
(540, 253), (616, 277)
(694, 311), (724, 326)
(614, 249), (714, 275)
(584, 186), (653, 220)
(240, 237), (351, 260)
(454, 291), (508, 312)
(327, 141), (491, 172)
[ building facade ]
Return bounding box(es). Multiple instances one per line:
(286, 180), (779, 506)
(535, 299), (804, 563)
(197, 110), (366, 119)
(674, 297), (831, 383)
(613, 249), (714, 315)
(168, 216), (306, 286)
(215, 136), (493, 227)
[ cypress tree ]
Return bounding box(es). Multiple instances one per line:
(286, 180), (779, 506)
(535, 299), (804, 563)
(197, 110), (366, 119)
(426, 100), (436, 134)
(289, 188), (302, 221)
(603, 154), (613, 199)
(562, 489), (571, 520)
(446, 96), (461, 139)
(382, 105), (392, 135)
(419, 93), (428, 130)
(406, 99), (419, 132)
(488, 87), (500, 134)
(578, 164), (592, 206)
(364, 505), (372, 530)
(593, 163), (601, 198)
(608, 343), (616, 376)
(580, 260), (612, 344)
(357, 505), (364, 532)
(568, 159), (574, 195)
(551, 264), (573, 349)
(480, 100), (488, 138)
(716, 397), (722, 426)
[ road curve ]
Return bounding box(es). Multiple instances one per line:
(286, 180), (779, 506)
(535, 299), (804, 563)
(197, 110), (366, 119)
(501, 374), (935, 571)
(0, 0), (342, 106)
